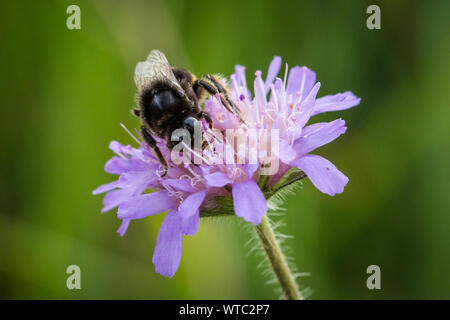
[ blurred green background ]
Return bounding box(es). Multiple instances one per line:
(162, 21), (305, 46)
(1, 0), (449, 299)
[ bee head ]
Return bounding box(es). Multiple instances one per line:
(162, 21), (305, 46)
(141, 88), (182, 121)
(169, 116), (200, 147)
(182, 116), (201, 136)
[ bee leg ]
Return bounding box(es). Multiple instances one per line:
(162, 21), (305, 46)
(204, 74), (239, 114)
(194, 78), (234, 113)
(141, 126), (168, 176)
(198, 111), (213, 129)
(194, 79), (217, 95)
(199, 110), (224, 144)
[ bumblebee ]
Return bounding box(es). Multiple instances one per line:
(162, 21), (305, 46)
(133, 50), (238, 174)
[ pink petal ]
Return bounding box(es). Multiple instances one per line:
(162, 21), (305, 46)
(264, 56), (282, 93)
(152, 210), (183, 278)
(294, 119), (347, 155)
(232, 180), (267, 225)
(178, 190), (207, 218)
(117, 219), (131, 236)
(234, 65), (246, 86)
(105, 156), (149, 174)
(117, 190), (174, 219)
(118, 171), (155, 189)
(164, 178), (196, 193)
(276, 139), (297, 163)
(180, 211), (199, 236)
(291, 154), (349, 196)
(92, 181), (118, 195)
(204, 171), (232, 187)
(108, 141), (128, 155)
(286, 66), (317, 98)
(101, 188), (136, 213)
(296, 82), (321, 128)
(254, 70), (267, 110)
(312, 91), (361, 116)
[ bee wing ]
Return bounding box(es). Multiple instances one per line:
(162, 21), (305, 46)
(134, 50), (182, 93)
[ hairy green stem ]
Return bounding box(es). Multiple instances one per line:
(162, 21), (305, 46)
(255, 215), (303, 300)
(255, 173), (302, 299)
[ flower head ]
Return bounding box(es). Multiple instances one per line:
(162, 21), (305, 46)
(93, 55), (360, 278)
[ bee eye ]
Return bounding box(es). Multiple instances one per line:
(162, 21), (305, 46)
(182, 116), (200, 134)
(145, 90), (181, 116)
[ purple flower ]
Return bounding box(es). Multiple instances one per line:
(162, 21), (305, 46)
(93, 55), (360, 278)
(227, 58), (360, 195)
